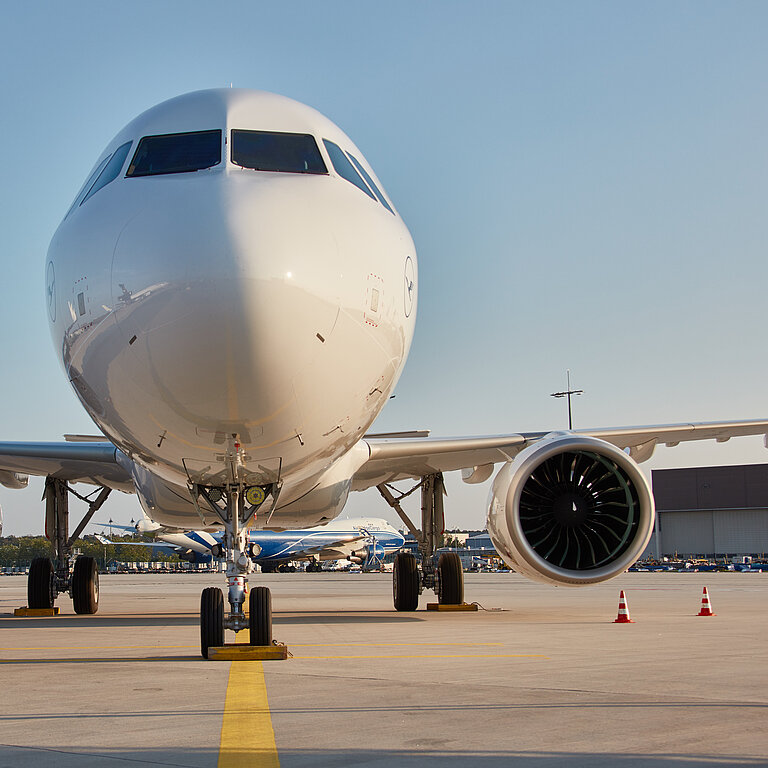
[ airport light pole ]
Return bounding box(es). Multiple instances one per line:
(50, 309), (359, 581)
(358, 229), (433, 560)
(550, 369), (583, 430)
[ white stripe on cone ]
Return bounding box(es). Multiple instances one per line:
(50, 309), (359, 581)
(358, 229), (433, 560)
(614, 589), (634, 623)
(697, 586), (716, 616)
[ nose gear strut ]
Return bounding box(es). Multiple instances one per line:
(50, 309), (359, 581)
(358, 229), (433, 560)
(189, 440), (281, 657)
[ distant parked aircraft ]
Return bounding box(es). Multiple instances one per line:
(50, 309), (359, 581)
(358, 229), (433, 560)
(95, 515), (404, 571)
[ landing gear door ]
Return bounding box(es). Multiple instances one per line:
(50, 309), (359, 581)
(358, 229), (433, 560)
(181, 456), (282, 488)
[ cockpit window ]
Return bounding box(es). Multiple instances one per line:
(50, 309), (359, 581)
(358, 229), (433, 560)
(231, 130), (327, 174)
(346, 152), (394, 215)
(80, 141), (132, 206)
(65, 154), (111, 218)
(323, 139), (375, 201)
(126, 130), (221, 177)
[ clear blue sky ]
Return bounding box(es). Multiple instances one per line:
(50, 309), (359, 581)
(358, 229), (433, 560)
(2, 1), (768, 535)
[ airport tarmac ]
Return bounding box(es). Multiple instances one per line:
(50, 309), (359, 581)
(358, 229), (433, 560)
(0, 571), (766, 767)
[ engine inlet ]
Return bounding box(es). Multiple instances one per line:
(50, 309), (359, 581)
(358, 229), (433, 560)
(519, 450), (640, 570)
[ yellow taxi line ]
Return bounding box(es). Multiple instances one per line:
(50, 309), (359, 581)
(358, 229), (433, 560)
(218, 660), (279, 768)
(290, 653), (549, 660)
(289, 642), (504, 647)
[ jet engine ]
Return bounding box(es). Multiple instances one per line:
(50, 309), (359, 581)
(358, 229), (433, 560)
(176, 550), (213, 565)
(349, 543), (387, 561)
(0, 470), (28, 490)
(487, 433), (654, 586)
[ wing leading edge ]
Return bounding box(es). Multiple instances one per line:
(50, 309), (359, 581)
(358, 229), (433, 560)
(3, 418), (767, 498)
(353, 418), (768, 490)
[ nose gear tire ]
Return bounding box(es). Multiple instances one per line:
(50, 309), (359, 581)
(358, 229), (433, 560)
(200, 587), (224, 658)
(249, 586), (272, 646)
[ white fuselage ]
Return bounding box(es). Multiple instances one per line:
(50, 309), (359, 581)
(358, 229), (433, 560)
(47, 89), (417, 529)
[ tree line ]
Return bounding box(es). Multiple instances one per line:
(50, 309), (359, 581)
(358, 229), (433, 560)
(0, 535), (176, 568)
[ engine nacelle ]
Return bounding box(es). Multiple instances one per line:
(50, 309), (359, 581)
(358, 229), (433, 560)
(176, 549), (213, 565)
(350, 544), (387, 560)
(488, 433), (654, 586)
(0, 470), (29, 490)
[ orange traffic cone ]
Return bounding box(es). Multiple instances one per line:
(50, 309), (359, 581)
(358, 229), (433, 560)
(697, 587), (716, 616)
(614, 590), (634, 623)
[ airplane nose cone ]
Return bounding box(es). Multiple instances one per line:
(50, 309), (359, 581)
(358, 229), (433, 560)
(109, 176), (342, 465)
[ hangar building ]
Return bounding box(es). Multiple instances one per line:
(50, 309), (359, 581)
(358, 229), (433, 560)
(643, 463), (768, 559)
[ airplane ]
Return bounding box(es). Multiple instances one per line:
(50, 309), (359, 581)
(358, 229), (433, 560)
(93, 515), (405, 571)
(1, 88), (767, 658)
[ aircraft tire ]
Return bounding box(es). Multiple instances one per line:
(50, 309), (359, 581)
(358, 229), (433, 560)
(200, 587), (224, 658)
(249, 586), (272, 646)
(437, 552), (464, 605)
(72, 556), (99, 614)
(28, 557), (55, 609)
(393, 552), (419, 611)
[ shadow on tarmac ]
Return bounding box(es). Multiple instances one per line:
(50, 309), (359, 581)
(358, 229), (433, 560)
(268, 701), (768, 715)
(2, 745), (764, 768)
(273, 751), (767, 767)
(0, 610), (422, 629)
(0, 655), (202, 665)
(0, 613), (200, 629)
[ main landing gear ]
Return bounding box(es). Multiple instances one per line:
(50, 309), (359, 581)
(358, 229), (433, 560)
(192, 471), (279, 659)
(379, 472), (464, 611)
(27, 477), (111, 614)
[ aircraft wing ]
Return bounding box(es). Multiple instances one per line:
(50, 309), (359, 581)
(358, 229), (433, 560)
(295, 537), (365, 559)
(352, 418), (768, 489)
(0, 441), (134, 491)
(95, 534), (165, 550)
(93, 522), (137, 533)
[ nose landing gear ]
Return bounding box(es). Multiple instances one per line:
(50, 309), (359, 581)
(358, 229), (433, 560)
(191, 478), (279, 659)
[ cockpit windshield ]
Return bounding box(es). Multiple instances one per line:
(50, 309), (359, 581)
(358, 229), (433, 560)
(127, 130), (221, 177)
(323, 139), (375, 201)
(81, 141), (132, 206)
(231, 130), (327, 174)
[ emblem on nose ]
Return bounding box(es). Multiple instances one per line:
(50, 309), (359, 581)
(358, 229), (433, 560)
(403, 256), (415, 318)
(46, 261), (56, 323)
